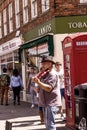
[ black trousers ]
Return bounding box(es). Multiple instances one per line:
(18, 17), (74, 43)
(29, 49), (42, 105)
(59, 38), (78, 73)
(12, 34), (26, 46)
(12, 87), (21, 103)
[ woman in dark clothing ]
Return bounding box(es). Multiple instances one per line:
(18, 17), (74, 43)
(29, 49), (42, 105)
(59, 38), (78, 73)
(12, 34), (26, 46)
(10, 69), (23, 105)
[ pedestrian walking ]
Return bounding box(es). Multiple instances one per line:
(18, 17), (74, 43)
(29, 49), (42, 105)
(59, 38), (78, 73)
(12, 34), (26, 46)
(32, 56), (61, 130)
(34, 67), (44, 124)
(9, 69), (23, 105)
(27, 67), (36, 108)
(0, 67), (10, 106)
(55, 61), (65, 120)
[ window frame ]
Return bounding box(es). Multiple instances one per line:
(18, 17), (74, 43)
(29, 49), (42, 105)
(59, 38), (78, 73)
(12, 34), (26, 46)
(14, 0), (20, 29)
(3, 8), (7, 36)
(22, 0), (29, 24)
(31, 0), (38, 19)
(41, 0), (50, 13)
(8, 3), (13, 33)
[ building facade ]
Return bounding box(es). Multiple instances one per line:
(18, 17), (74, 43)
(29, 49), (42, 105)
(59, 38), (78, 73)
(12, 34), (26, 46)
(0, 0), (87, 91)
(0, 0), (87, 95)
(0, 1), (87, 128)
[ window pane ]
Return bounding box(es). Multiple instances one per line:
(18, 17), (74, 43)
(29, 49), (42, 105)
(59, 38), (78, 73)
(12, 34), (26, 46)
(42, 0), (49, 12)
(8, 3), (13, 32)
(0, 13), (1, 25)
(31, 0), (37, 18)
(15, 0), (20, 28)
(22, 0), (28, 23)
(23, 0), (28, 6)
(15, 0), (19, 13)
(3, 9), (7, 36)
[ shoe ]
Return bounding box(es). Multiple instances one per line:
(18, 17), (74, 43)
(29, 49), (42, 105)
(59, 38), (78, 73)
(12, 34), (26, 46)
(13, 102), (16, 105)
(18, 102), (20, 105)
(31, 104), (35, 108)
(5, 104), (9, 106)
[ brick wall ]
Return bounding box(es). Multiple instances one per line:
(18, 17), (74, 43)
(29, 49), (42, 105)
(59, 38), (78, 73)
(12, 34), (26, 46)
(54, 0), (87, 16)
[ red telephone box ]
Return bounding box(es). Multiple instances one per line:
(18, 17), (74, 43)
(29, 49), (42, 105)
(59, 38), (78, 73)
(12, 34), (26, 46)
(62, 33), (87, 129)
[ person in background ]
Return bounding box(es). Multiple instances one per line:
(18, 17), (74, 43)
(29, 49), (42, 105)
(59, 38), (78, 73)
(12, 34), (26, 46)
(27, 67), (36, 108)
(10, 69), (23, 105)
(0, 68), (10, 106)
(34, 67), (44, 124)
(55, 61), (65, 120)
(32, 56), (61, 130)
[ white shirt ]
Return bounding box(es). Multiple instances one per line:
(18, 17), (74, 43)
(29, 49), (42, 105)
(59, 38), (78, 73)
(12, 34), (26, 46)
(57, 69), (64, 89)
(55, 70), (62, 106)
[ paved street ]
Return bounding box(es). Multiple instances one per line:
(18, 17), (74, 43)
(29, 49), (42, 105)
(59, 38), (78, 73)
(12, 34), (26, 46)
(0, 95), (70, 130)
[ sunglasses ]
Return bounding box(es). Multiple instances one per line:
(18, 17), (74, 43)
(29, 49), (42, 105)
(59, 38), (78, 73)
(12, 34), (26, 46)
(55, 64), (60, 66)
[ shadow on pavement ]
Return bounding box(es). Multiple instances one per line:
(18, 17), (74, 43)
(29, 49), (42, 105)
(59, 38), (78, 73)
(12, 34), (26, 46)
(0, 100), (39, 120)
(1, 99), (70, 130)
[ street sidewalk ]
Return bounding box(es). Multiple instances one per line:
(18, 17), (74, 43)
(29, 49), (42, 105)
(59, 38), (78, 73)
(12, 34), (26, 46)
(0, 94), (70, 130)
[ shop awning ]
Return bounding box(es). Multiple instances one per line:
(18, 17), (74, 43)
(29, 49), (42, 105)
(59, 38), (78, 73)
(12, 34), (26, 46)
(19, 34), (54, 62)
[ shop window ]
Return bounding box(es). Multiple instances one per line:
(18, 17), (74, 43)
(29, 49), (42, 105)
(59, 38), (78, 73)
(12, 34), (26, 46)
(7, 63), (13, 73)
(26, 44), (48, 68)
(14, 51), (19, 62)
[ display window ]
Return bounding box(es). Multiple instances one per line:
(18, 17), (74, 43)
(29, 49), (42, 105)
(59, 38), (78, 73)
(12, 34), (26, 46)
(25, 43), (49, 92)
(0, 50), (21, 76)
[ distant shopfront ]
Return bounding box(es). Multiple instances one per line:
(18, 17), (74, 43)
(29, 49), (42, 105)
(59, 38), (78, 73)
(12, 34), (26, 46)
(0, 37), (22, 75)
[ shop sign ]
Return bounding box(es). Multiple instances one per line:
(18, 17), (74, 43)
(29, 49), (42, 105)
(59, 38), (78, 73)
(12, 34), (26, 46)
(0, 37), (22, 55)
(68, 22), (87, 29)
(38, 24), (52, 36)
(76, 41), (87, 46)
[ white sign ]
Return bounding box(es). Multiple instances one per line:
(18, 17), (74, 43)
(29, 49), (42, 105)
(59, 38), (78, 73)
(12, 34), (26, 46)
(0, 37), (22, 56)
(64, 42), (72, 48)
(76, 41), (87, 46)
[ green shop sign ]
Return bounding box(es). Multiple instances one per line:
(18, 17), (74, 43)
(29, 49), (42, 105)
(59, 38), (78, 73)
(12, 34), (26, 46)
(55, 15), (87, 33)
(23, 15), (87, 41)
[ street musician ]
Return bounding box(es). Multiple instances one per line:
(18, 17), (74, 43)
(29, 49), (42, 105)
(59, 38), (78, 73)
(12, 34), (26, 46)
(32, 56), (61, 130)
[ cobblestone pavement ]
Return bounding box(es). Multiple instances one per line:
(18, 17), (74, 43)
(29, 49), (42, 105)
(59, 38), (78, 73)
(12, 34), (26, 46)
(0, 96), (70, 130)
